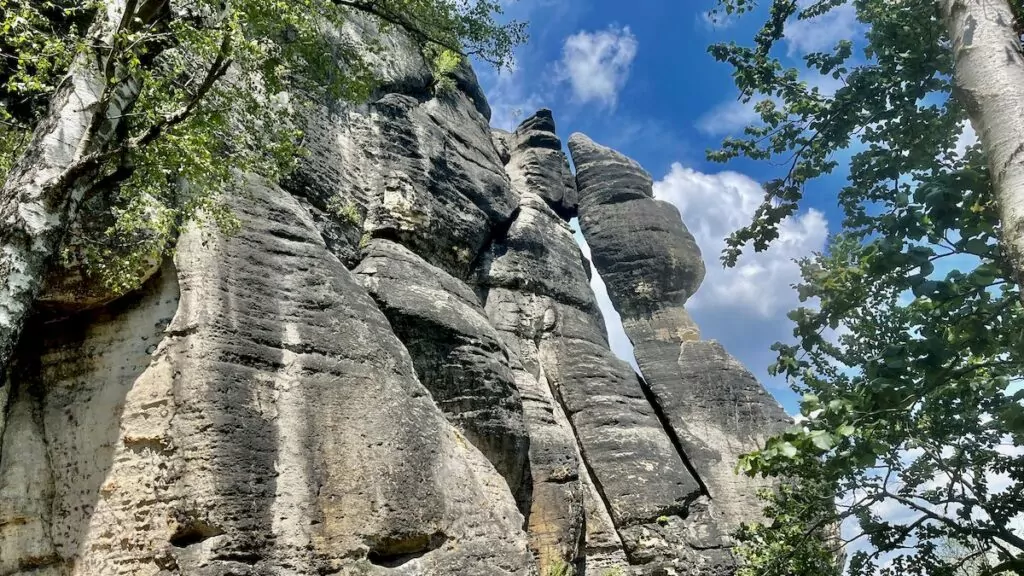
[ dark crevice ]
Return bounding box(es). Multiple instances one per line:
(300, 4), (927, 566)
(366, 532), (448, 567)
(212, 552), (261, 565)
(572, 505), (587, 574)
(535, 357), (631, 565)
(633, 371), (711, 499)
(517, 461), (535, 527)
(0, 379), (10, 470)
(169, 516), (226, 548)
(489, 207), (520, 247)
(468, 206), (520, 276)
(550, 197), (578, 222)
(362, 227), (405, 247)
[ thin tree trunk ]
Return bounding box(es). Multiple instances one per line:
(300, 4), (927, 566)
(0, 0), (167, 396)
(942, 0), (1024, 300)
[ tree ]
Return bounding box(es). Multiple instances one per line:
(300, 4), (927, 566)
(706, 0), (1024, 574)
(936, 535), (1001, 575)
(0, 0), (524, 388)
(940, 0), (1024, 302)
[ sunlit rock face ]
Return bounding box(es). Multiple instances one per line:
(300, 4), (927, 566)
(1, 21), (785, 576)
(570, 133), (791, 572)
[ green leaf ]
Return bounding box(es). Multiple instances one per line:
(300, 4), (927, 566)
(809, 431), (834, 451)
(778, 442), (799, 459)
(802, 393), (821, 409)
(912, 280), (939, 297)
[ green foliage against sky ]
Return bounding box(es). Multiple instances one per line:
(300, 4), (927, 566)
(709, 0), (1024, 574)
(0, 0), (524, 291)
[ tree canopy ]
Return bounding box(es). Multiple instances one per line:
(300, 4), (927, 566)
(0, 0), (524, 382)
(707, 0), (1024, 574)
(0, 0), (523, 289)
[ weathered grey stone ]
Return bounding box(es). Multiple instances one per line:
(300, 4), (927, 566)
(645, 341), (790, 532)
(479, 279), (590, 574)
(285, 37), (514, 278)
(579, 461), (630, 573)
(277, 26), (591, 574)
(1, 179), (536, 575)
(0, 263), (179, 576)
(2, 17), (794, 572)
(569, 132), (705, 316)
(571, 132), (791, 571)
(354, 238), (530, 497)
(451, 59), (492, 121)
(506, 110), (578, 218)
(480, 205), (701, 570)
(508, 359), (587, 574)
(491, 129), (512, 166)
(483, 118), (771, 572)
(480, 193), (597, 311)
(363, 91), (516, 274)
(536, 302), (704, 526)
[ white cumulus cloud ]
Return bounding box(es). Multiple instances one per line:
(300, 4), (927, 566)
(652, 164), (828, 319)
(558, 25), (638, 108)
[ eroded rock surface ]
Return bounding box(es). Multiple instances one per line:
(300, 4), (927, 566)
(481, 113), (724, 575)
(571, 132), (791, 571)
(650, 341), (791, 532)
(1, 179), (535, 576)
(354, 239), (530, 498)
(0, 23), (790, 576)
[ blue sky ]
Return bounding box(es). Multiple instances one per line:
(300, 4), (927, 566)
(473, 0), (866, 414)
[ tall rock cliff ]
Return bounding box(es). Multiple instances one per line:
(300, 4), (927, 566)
(0, 23), (788, 576)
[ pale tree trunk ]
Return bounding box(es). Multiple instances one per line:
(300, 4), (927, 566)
(942, 0), (1024, 300)
(0, 0), (168, 418)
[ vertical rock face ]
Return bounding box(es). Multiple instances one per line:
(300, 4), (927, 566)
(0, 23), (790, 576)
(2, 179), (535, 576)
(354, 239), (530, 498)
(570, 133), (792, 565)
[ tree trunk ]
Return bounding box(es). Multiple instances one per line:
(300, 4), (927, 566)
(0, 0), (167, 399)
(942, 0), (1024, 300)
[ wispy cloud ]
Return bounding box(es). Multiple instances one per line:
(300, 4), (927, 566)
(695, 98), (761, 136)
(697, 8), (735, 30)
(784, 1), (859, 55)
(557, 25), (638, 108)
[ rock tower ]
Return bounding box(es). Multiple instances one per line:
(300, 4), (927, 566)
(0, 21), (788, 576)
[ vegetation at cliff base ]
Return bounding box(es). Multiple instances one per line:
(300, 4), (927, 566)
(709, 0), (1024, 574)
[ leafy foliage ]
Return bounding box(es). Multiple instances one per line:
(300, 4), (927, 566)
(430, 45), (462, 93)
(709, 0), (1024, 574)
(1, 0), (524, 291)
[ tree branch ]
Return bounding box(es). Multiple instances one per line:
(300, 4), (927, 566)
(128, 29), (232, 150)
(333, 0), (467, 56)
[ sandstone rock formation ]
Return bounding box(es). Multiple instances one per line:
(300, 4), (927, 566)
(0, 23), (790, 576)
(570, 133), (791, 548)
